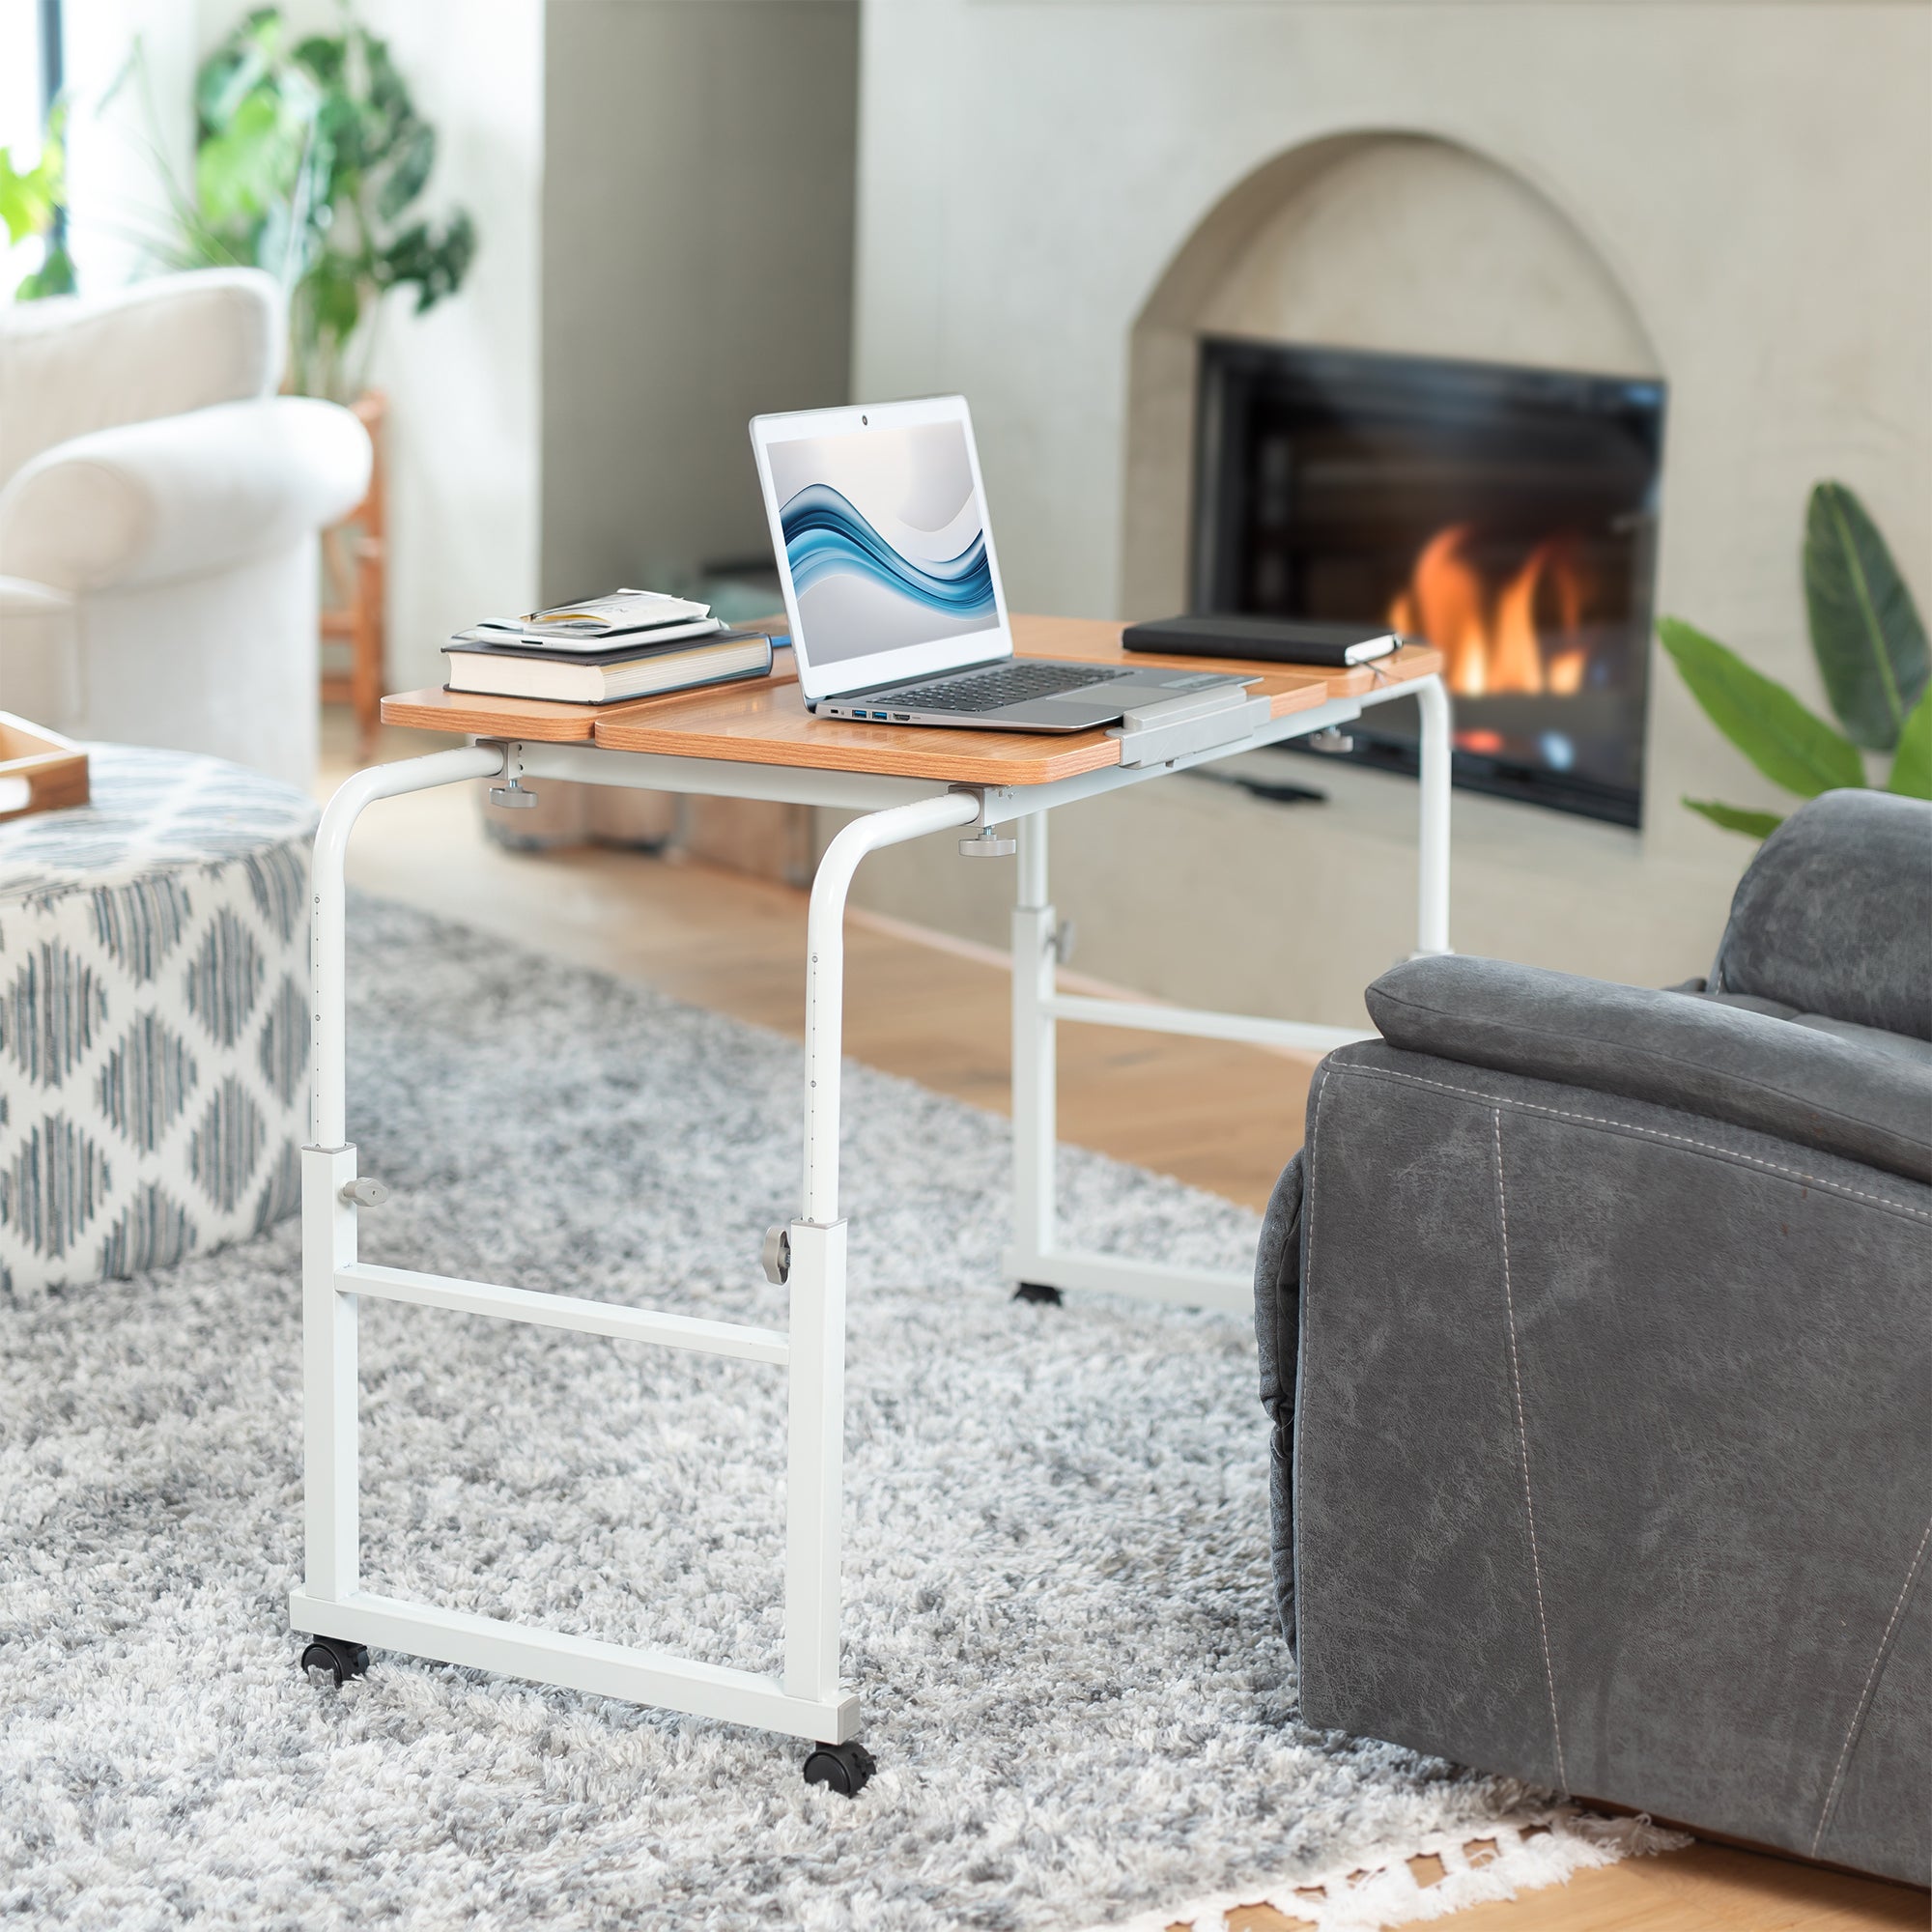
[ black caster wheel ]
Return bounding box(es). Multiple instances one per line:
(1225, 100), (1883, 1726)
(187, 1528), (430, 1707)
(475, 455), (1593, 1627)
(803, 1739), (876, 1797)
(299, 1635), (370, 1687)
(1012, 1281), (1064, 1306)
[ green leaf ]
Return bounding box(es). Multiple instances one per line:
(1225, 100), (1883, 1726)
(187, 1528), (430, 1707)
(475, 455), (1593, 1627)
(376, 120), (434, 222)
(1887, 687), (1932, 799)
(1683, 798), (1786, 839)
(0, 151), (56, 246)
(1804, 481), (1930, 752)
(1659, 616), (1866, 799)
(0, 112), (64, 250)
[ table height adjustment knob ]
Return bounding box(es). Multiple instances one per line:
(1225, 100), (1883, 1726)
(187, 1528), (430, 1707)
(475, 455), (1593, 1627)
(339, 1177), (389, 1208)
(959, 827), (1017, 858)
(761, 1224), (791, 1285)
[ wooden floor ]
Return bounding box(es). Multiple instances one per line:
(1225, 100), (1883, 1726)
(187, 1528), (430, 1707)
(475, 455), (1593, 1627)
(319, 714), (1924, 1932)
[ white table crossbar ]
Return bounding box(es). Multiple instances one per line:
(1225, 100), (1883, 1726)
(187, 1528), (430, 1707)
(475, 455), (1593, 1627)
(285, 1588), (861, 1741)
(337, 1262), (791, 1364)
(292, 670), (1451, 1754)
(1040, 992), (1372, 1057)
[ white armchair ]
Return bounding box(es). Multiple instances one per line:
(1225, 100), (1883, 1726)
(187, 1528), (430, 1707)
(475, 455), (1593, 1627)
(0, 269), (371, 785)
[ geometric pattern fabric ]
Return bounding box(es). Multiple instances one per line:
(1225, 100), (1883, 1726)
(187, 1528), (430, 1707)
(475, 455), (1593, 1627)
(0, 746), (316, 1296)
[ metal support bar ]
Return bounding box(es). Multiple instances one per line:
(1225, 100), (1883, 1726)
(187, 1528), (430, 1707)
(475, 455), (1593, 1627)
(286, 1589), (859, 1743)
(802, 789), (983, 1223)
(311, 743), (505, 1149)
(1414, 672), (1452, 956)
(303, 1144), (359, 1601)
(337, 1263), (789, 1364)
(1011, 813), (1056, 1284)
(997, 1248), (1252, 1315)
(782, 1217), (847, 1705)
(1042, 994), (1370, 1056)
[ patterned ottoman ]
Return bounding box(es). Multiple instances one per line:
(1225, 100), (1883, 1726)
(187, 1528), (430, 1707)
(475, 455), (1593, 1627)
(0, 747), (317, 1296)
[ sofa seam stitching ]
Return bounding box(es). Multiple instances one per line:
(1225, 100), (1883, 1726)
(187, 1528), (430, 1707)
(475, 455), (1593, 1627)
(1333, 1064), (1932, 1221)
(1809, 1512), (1932, 1857)
(1493, 1106), (1568, 1794)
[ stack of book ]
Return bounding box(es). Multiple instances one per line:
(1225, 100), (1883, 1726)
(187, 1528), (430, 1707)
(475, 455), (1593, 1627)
(444, 589), (775, 704)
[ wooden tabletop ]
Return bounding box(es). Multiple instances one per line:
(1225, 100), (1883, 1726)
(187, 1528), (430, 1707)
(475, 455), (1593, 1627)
(381, 614), (1440, 786)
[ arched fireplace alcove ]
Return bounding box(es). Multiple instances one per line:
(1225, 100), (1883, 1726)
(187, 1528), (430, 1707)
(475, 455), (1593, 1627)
(1123, 133), (1667, 823)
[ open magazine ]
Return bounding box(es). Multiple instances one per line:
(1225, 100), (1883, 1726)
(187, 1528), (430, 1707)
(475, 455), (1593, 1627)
(471, 588), (723, 651)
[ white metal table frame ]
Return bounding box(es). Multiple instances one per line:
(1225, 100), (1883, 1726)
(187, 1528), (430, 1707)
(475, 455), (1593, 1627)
(289, 672), (1450, 1751)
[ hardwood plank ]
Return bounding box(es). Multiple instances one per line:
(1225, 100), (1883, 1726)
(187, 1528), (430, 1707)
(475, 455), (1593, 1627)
(1386, 1838), (1925, 1932)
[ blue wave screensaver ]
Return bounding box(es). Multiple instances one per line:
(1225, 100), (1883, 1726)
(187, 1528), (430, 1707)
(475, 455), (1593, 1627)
(781, 484), (996, 618)
(768, 420), (1001, 666)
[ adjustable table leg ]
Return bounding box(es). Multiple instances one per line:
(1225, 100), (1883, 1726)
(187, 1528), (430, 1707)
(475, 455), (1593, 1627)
(295, 744), (505, 1683)
(784, 788), (982, 1790)
(1009, 812), (1060, 1303)
(1414, 673), (1453, 957)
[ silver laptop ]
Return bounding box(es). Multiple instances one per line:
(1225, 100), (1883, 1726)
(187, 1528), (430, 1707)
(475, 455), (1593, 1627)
(750, 396), (1251, 729)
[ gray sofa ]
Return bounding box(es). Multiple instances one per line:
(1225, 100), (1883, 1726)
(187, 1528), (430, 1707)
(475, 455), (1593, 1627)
(1255, 789), (1931, 1884)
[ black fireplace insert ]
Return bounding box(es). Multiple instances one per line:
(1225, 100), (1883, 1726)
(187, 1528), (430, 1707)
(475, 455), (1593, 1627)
(1191, 337), (1666, 825)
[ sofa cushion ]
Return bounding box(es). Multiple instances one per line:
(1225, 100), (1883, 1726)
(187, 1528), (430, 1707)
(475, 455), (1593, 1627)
(1367, 954), (1932, 1184)
(1710, 789), (1932, 1041)
(1690, 991), (1932, 1069)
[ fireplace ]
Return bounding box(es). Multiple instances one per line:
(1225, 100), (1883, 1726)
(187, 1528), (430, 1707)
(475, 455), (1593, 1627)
(1191, 337), (1666, 825)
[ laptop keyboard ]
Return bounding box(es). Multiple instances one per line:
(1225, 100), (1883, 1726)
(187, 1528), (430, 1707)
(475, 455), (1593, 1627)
(884, 663), (1134, 714)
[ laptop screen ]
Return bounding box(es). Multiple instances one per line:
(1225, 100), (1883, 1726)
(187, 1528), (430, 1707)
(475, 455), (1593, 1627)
(766, 420), (1000, 671)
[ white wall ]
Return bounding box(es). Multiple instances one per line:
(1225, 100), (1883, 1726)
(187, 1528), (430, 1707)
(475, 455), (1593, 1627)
(848, 0), (1932, 1017)
(328, 0), (545, 690)
(59, 0), (198, 293)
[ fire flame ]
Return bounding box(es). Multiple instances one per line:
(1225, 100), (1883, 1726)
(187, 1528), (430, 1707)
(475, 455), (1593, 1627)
(1389, 526), (1589, 697)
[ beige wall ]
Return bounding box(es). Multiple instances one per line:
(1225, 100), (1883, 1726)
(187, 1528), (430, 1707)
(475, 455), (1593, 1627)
(847, 1), (1932, 1021)
(541, 0), (860, 605)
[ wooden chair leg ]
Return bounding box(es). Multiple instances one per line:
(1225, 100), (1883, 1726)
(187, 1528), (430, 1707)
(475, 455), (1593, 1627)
(351, 539), (384, 758)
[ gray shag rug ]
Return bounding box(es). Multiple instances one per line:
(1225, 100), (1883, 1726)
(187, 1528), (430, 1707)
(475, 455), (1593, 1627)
(0, 895), (1555, 1930)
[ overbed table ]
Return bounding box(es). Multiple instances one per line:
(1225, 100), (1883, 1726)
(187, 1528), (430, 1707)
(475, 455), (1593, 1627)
(291, 613), (1449, 1784)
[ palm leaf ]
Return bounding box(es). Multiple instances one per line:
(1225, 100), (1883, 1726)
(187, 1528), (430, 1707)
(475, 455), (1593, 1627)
(1887, 688), (1932, 800)
(1683, 798), (1785, 839)
(1804, 481), (1929, 752)
(1658, 617), (1865, 798)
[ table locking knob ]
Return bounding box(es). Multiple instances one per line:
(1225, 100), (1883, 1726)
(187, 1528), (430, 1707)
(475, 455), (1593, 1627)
(959, 828), (1017, 858)
(489, 781), (539, 809)
(761, 1224), (791, 1285)
(339, 1177), (389, 1208)
(1307, 727), (1354, 754)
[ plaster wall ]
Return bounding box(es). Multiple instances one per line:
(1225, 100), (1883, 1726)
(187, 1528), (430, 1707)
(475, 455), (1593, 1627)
(348, 0), (547, 693)
(540, 0), (860, 605)
(846, 0), (1932, 1020)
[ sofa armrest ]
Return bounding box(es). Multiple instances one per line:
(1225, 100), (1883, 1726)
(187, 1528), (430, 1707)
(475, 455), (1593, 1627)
(0, 269), (284, 481)
(1367, 954), (1932, 1184)
(0, 397), (371, 596)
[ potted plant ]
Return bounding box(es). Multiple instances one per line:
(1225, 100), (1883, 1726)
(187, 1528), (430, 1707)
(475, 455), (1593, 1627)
(160, 6), (475, 400)
(1661, 482), (1930, 836)
(145, 5), (476, 750)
